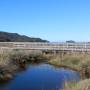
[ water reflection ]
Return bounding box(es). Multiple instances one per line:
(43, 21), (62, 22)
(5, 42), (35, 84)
(0, 64), (80, 90)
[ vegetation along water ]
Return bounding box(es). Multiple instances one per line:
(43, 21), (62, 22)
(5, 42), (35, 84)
(0, 49), (90, 90)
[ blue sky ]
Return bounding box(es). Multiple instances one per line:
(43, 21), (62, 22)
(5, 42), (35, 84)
(0, 0), (90, 41)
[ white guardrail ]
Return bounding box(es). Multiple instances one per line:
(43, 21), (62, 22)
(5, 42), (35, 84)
(0, 42), (90, 51)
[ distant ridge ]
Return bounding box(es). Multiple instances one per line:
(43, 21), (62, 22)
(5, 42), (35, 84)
(0, 31), (48, 42)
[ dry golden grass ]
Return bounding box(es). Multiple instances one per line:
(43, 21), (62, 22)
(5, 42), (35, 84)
(0, 49), (44, 67)
(49, 53), (90, 72)
(0, 49), (12, 66)
(63, 79), (90, 90)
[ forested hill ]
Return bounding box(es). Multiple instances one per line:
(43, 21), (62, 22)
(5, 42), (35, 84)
(0, 31), (48, 42)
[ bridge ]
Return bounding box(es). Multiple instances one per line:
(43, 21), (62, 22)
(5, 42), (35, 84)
(0, 42), (90, 53)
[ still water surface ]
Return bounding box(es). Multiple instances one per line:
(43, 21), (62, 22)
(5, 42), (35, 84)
(0, 64), (80, 90)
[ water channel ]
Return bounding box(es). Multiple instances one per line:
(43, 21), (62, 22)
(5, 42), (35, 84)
(0, 63), (80, 90)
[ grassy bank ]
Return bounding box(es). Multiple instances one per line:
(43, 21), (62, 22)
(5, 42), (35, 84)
(0, 49), (46, 81)
(63, 79), (90, 90)
(47, 53), (90, 90)
(48, 53), (90, 78)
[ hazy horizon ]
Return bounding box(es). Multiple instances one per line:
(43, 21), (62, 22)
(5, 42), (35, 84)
(0, 0), (90, 42)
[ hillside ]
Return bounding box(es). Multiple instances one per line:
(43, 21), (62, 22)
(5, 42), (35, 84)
(0, 31), (48, 42)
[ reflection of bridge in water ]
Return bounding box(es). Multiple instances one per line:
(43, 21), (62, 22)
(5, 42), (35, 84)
(0, 42), (90, 53)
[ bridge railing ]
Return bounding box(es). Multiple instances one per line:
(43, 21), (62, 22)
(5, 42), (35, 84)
(0, 42), (90, 51)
